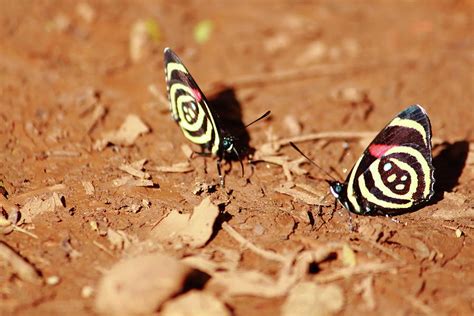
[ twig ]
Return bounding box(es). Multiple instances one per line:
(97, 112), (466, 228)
(12, 226), (39, 239)
(365, 240), (404, 262)
(274, 183), (329, 206)
(404, 295), (435, 315)
(313, 262), (398, 283)
(222, 222), (286, 263)
(92, 240), (115, 257)
(252, 156), (308, 182)
(221, 59), (395, 88)
(0, 241), (42, 283)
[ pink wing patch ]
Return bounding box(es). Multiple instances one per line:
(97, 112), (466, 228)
(192, 89), (202, 102)
(369, 144), (395, 158)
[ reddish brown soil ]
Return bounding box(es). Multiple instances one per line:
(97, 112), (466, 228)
(1, 1), (473, 315)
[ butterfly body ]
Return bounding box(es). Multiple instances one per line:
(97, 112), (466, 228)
(329, 105), (435, 215)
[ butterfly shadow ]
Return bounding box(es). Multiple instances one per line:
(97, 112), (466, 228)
(208, 88), (254, 160)
(430, 140), (470, 204)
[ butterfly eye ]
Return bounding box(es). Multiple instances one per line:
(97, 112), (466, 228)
(222, 138), (233, 152)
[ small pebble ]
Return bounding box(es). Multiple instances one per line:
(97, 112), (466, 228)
(82, 285), (94, 298)
(455, 228), (463, 238)
(46, 275), (61, 285)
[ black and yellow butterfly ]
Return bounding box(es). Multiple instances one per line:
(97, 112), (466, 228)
(164, 48), (269, 186)
(293, 105), (435, 215)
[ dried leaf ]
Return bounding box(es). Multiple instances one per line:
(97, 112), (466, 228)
(209, 270), (286, 298)
(152, 197), (219, 248)
(84, 104), (106, 133)
(20, 195), (57, 223)
(274, 182), (326, 205)
(283, 115), (302, 136)
(254, 155), (308, 181)
(282, 282), (344, 316)
(181, 249), (241, 274)
(76, 2), (96, 23)
(295, 41), (327, 65)
(119, 159), (150, 179)
(207, 245), (341, 299)
(341, 244), (357, 267)
(95, 253), (195, 315)
(94, 115), (149, 150)
(354, 276), (375, 310)
(181, 144), (194, 159)
(181, 256), (220, 275)
(330, 86), (367, 103)
(82, 181), (95, 195)
(107, 228), (132, 250)
(127, 18), (161, 61)
(156, 162), (194, 173)
(413, 239), (431, 260)
(130, 20), (148, 62)
(161, 291), (230, 316)
(112, 176), (154, 187)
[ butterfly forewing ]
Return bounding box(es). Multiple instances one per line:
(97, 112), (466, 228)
(345, 105), (435, 214)
(164, 48), (221, 155)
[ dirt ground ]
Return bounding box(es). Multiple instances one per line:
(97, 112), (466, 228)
(1, 1), (473, 315)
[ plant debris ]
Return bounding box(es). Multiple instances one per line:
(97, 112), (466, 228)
(0, 241), (42, 283)
(152, 197), (219, 248)
(94, 114), (150, 150)
(281, 282), (344, 316)
(95, 253), (197, 315)
(161, 291), (230, 316)
(82, 181), (95, 195)
(274, 182), (328, 205)
(113, 159), (155, 187)
(156, 161), (194, 173)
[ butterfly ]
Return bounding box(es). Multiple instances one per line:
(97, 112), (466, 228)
(292, 105), (435, 215)
(164, 47), (270, 186)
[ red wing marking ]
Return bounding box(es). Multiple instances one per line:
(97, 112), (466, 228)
(369, 144), (395, 158)
(192, 89), (202, 102)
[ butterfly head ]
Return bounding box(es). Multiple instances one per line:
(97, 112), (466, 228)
(328, 180), (355, 212)
(221, 136), (235, 154)
(220, 136), (245, 177)
(328, 181), (344, 199)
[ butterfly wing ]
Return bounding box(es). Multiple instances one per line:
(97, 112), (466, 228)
(345, 105), (435, 214)
(164, 48), (221, 155)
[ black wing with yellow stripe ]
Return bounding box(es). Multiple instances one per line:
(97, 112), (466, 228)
(164, 48), (222, 155)
(330, 105), (435, 215)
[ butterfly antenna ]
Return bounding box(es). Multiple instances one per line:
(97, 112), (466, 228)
(289, 142), (338, 182)
(233, 147), (245, 177)
(245, 110), (271, 128)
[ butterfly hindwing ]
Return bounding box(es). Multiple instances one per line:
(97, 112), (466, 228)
(164, 48), (221, 155)
(344, 105), (435, 214)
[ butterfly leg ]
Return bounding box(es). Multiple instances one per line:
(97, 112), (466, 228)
(192, 151), (212, 158)
(346, 211), (357, 232)
(217, 158), (225, 188)
(385, 214), (406, 226)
